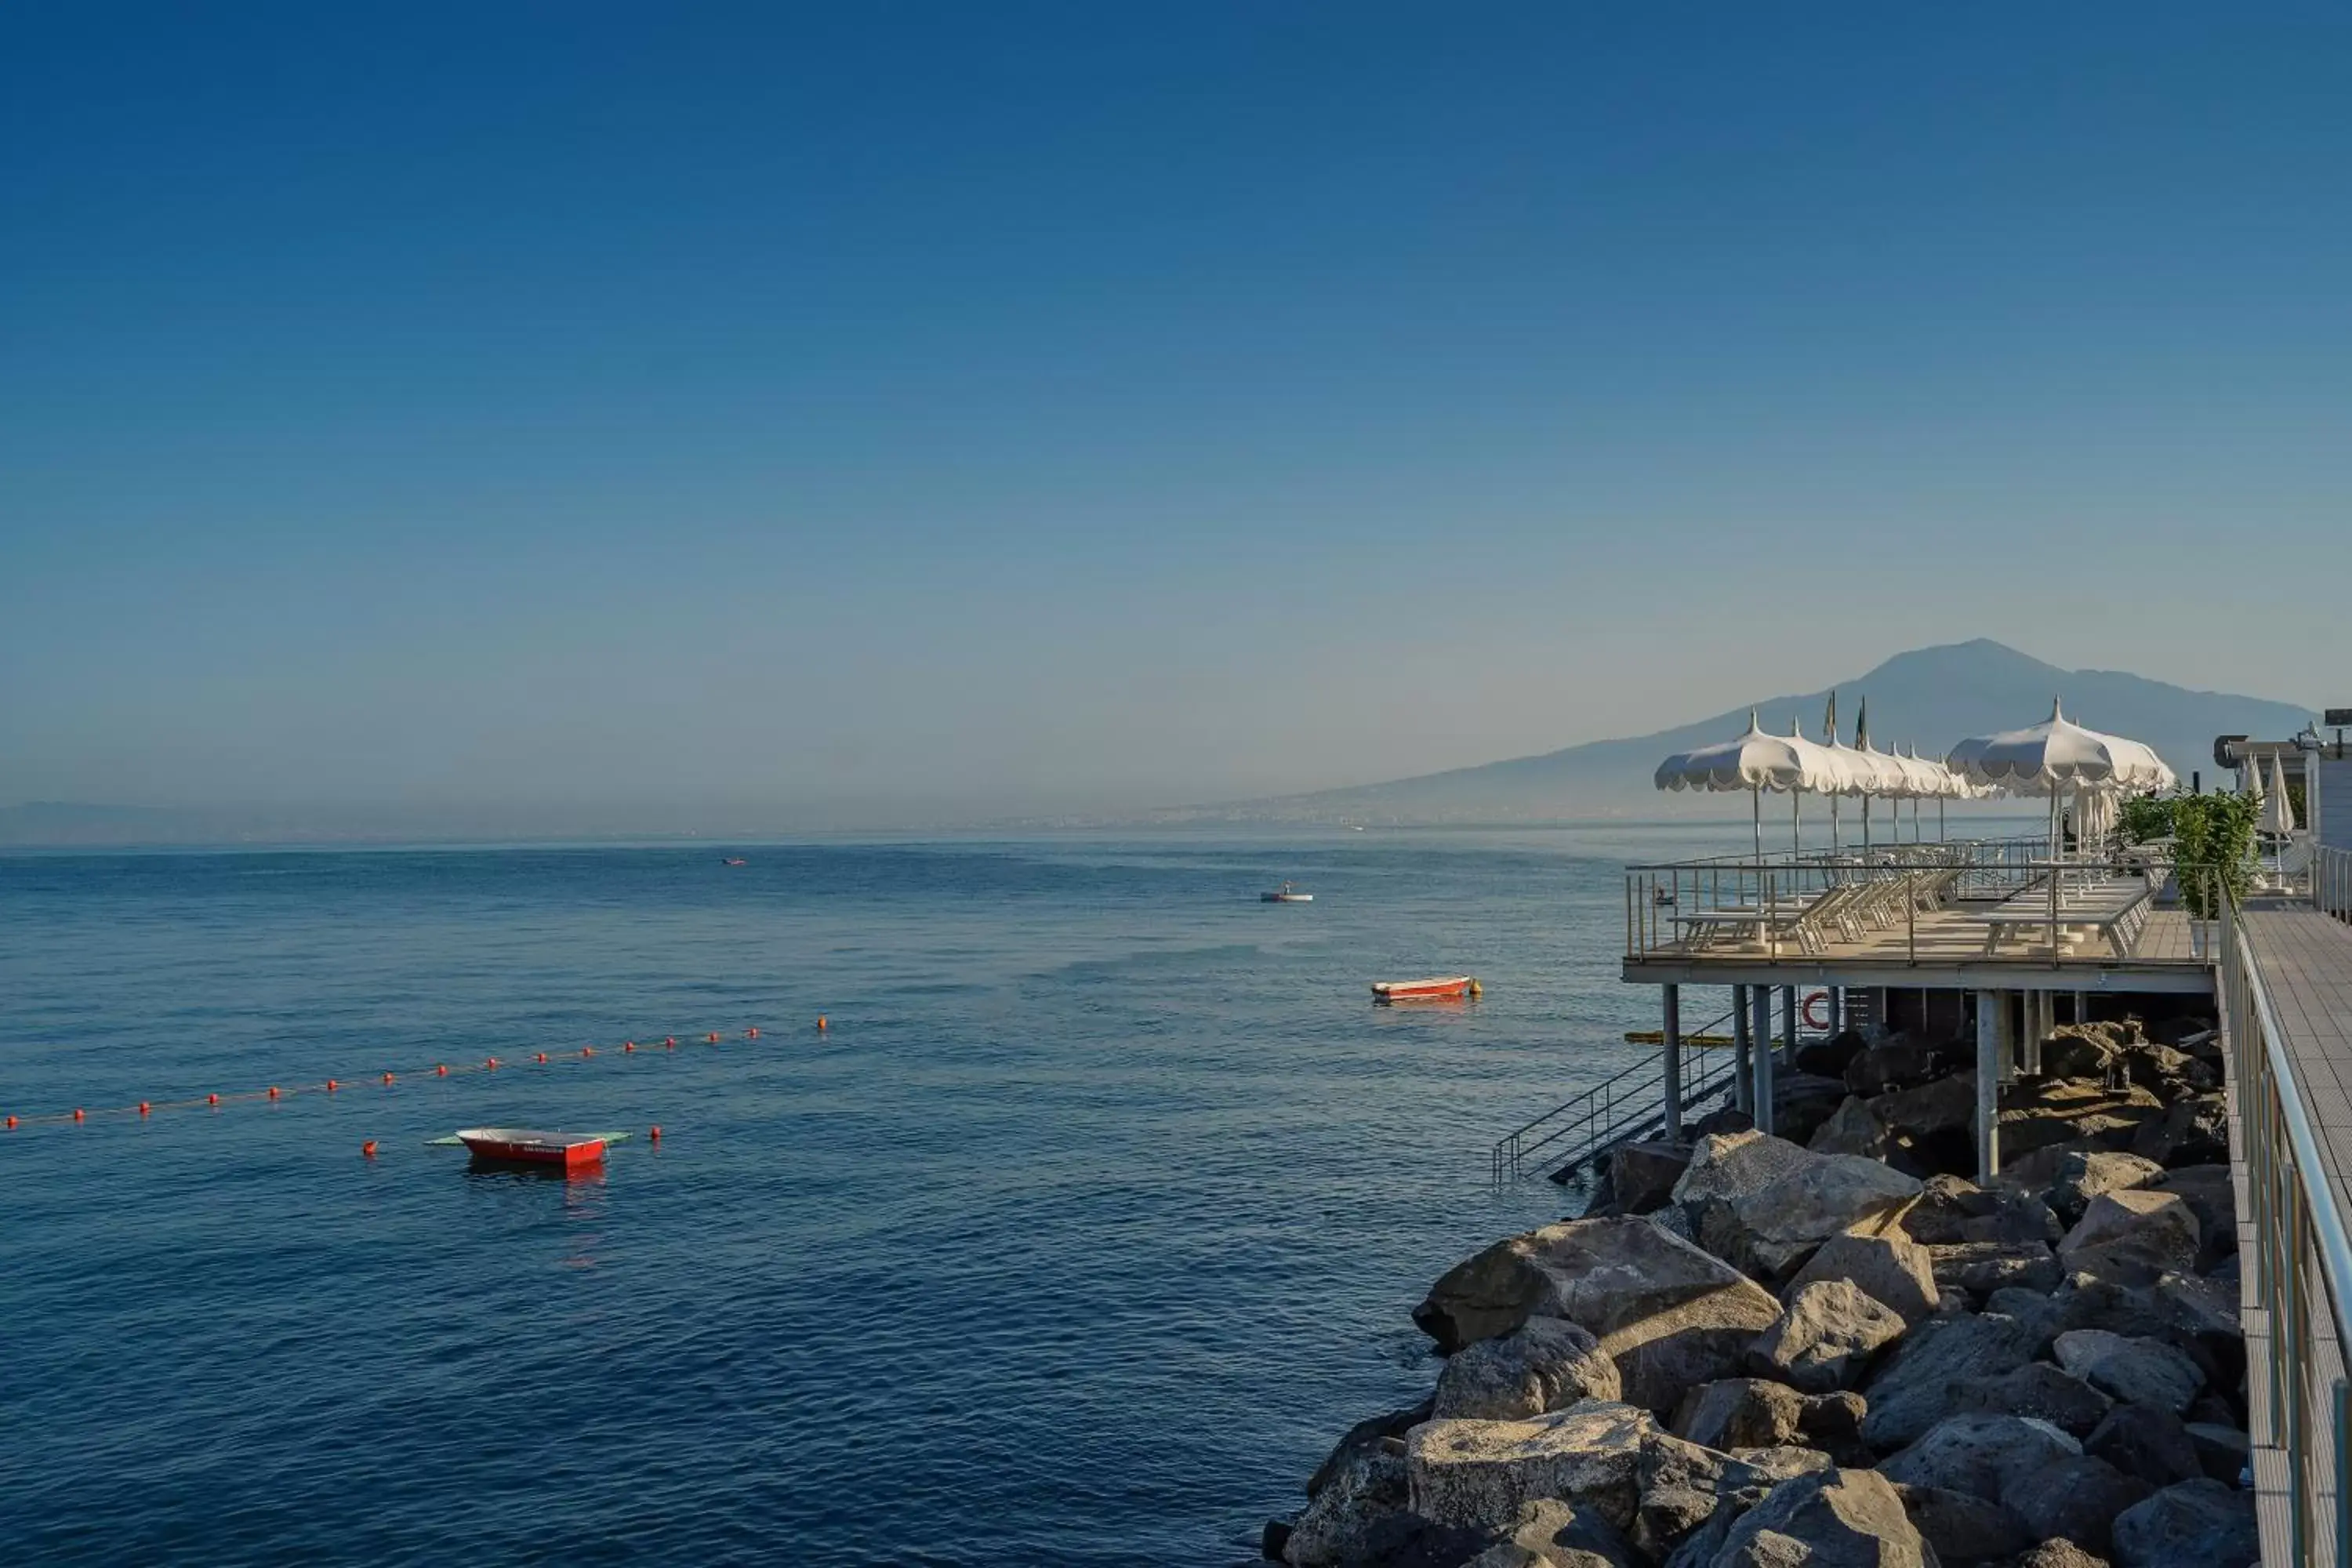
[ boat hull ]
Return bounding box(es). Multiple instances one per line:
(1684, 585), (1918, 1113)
(1261, 892), (1313, 902)
(1371, 976), (1478, 1004)
(456, 1127), (608, 1169)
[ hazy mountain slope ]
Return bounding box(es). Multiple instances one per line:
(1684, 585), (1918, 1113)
(1212, 639), (2313, 822)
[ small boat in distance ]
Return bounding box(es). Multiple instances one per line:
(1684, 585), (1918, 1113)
(1372, 976), (1481, 1004)
(1261, 881), (1313, 903)
(456, 1127), (608, 1170)
(721, 857), (747, 866)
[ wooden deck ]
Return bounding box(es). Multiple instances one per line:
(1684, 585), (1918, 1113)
(1623, 903), (2212, 993)
(2234, 904), (2352, 1566)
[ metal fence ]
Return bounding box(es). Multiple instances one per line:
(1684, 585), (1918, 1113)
(2319, 844), (2352, 924)
(2222, 894), (2352, 1563)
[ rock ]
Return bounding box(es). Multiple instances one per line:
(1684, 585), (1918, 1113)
(1351, 1512), (1496, 1568)
(1999, 1078), (2164, 1160)
(1309, 1403), (1431, 1498)
(1871, 1073), (1978, 1141)
(2111, 1479), (2259, 1568)
(1846, 1040), (1950, 1097)
(1902, 1175), (1991, 1244)
(1999, 1454), (2151, 1555)
(1748, 1279), (1907, 1392)
(1686, 1147), (1926, 1283)
(2046, 1151), (2165, 1223)
(2053, 1330), (2204, 1414)
(1609, 1142), (1692, 1218)
(1810, 1097), (1891, 1160)
(2059, 1190), (2200, 1286)
(1435, 1318), (1624, 1421)
(2042, 1022), (2136, 1080)
(1670, 1379), (1864, 1461)
(1893, 1483), (2034, 1566)
(1795, 1029), (1868, 1080)
(2016, 1542), (2109, 1568)
(1786, 1229), (1941, 1324)
(1774, 1073), (1855, 1149)
(1947, 1362), (2114, 1438)
(1414, 1217), (1784, 1414)
(1407, 1402), (1653, 1534)
(1879, 1413), (2080, 1500)
(1711, 1467), (1933, 1567)
(2129, 1094), (2230, 1168)
(1860, 1312), (2045, 1451)
(2085, 1403), (2204, 1489)
(1285, 1438), (1409, 1564)
(2150, 1166), (2238, 1272)
(2183, 1423), (2250, 1485)
(1262, 1517), (1291, 1560)
(1675, 1130), (1822, 1212)
(1631, 1431), (1739, 1561)
(1730, 1446), (1835, 1482)
(1467, 1497), (1640, 1568)
(1689, 1105), (1757, 1141)
(1928, 1240), (2063, 1298)
(1958, 1191), (2065, 1247)
(2126, 1040), (2215, 1094)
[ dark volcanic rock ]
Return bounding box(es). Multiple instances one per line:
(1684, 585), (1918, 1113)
(2054, 1329), (2204, 1415)
(1809, 1096), (1891, 1160)
(2045, 1150), (2164, 1224)
(1748, 1279), (1907, 1393)
(1928, 1240), (2063, 1298)
(1795, 1029), (1868, 1080)
(2111, 1479), (2259, 1568)
(2129, 1094), (2230, 1168)
(1893, 1483), (2034, 1566)
(2151, 1165), (2238, 1272)
(2085, 1403), (2204, 1489)
(1710, 1467), (1933, 1568)
(1947, 1362), (2114, 1438)
(2058, 1189), (2201, 1287)
(1434, 1317), (1622, 1421)
(1490, 1496), (1641, 1568)
(1860, 1312), (2045, 1451)
(1878, 1413), (2079, 1500)
(1902, 1174), (1991, 1245)
(1846, 1040), (1952, 1098)
(2183, 1422), (2251, 1485)
(1773, 1072), (1854, 1149)
(1785, 1229), (1941, 1324)
(1309, 1403), (1431, 1498)
(2002, 1453), (2151, 1555)
(1608, 1141), (1691, 1218)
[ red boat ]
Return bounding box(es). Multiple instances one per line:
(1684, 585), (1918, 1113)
(456, 1127), (608, 1170)
(1371, 976), (1481, 1004)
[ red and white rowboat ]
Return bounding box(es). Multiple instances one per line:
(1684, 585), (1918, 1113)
(1370, 976), (1481, 1004)
(456, 1127), (608, 1169)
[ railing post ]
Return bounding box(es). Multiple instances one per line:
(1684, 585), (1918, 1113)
(1732, 984), (1754, 1114)
(1661, 985), (1683, 1143)
(1749, 984), (1776, 1136)
(1974, 989), (2001, 1181)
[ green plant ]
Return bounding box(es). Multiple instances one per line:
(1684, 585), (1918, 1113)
(2172, 790), (2262, 917)
(2118, 793), (2175, 845)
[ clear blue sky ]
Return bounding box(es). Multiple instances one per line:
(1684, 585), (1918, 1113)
(4, 3), (2347, 823)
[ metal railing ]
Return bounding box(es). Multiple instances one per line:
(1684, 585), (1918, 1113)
(1490, 1015), (1746, 1186)
(2319, 844), (2352, 924)
(2221, 892), (2352, 1564)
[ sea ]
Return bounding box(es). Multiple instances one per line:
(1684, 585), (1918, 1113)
(0, 826), (1752, 1566)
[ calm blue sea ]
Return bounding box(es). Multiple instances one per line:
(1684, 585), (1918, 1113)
(0, 827), (1746, 1566)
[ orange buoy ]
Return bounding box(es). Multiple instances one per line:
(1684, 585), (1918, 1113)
(382, 1072), (395, 1085)
(436, 1064), (448, 1076)
(207, 1093), (220, 1106)
(485, 1057), (499, 1070)
(582, 1047), (594, 1058)
(624, 1040), (636, 1053)
(648, 1125), (662, 1142)
(664, 1036), (676, 1048)
(325, 1079), (339, 1093)
(817, 1015), (828, 1030)
(73, 1108), (86, 1122)
(267, 1087), (281, 1100)
(361, 1140), (378, 1158)
(138, 1101), (151, 1116)
(536, 1051), (548, 1064)
(4, 1115), (16, 1130)
(707, 1031), (720, 1043)
(746, 1027), (759, 1039)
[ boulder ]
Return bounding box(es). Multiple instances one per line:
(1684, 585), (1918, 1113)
(1730, 1446), (1835, 1483)
(1669, 1378), (1864, 1462)
(1689, 1152), (1925, 1282)
(2085, 1403), (2204, 1489)
(2000, 1078), (2165, 1160)
(1795, 1029), (1868, 1080)
(1414, 1217), (1784, 1413)
(2045, 1151), (2164, 1224)
(1785, 1229), (1941, 1324)
(2053, 1329), (2204, 1415)
(1631, 1431), (1740, 1561)
(2059, 1190), (2200, 1286)
(1466, 1497), (1639, 1568)
(1893, 1483), (2033, 1566)
(2150, 1166), (2238, 1272)
(1947, 1362), (2114, 1438)
(1407, 1402), (1653, 1534)
(2042, 1022), (2136, 1080)
(2110, 1479), (2259, 1568)
(1878, 1413), (2080, 1501)
(1710, 1467), (1933, 1568)
(1675, 1130), (1821, 1212)
(2129, 1094), (2229, 1169)
(1748, 1279), (1907, 1393)
(1810, 1097), (1891, 1161)
(1999, 1454), (2151, 1555)
(1958, 1191), (2065, 1247)
(2183, 1423), (2250, 1485)
(1773, 1072), (1855, 1149)
(1846, 1040), (1950, 1097)
(1435, 1318), (1624, 1421)
(1285, 1437), (1409, 1565)
(1871, 1073), (1978, 1142)
(1928, 1240), (2063, 1298)
(1309, 1403), (1430, 1499)
(2016, 1542), (2109, 1568)
(1609, 1142), (1692, 1218)
(1859, 1312), (2045, 1451)
(1901, 1175), (1991, 1245)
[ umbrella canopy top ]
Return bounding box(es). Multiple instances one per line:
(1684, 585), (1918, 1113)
(1945, 699), (2173, 794)
(1846, 739), (1916, 797)
(1655, 711), (1838, 793)
(1893, 744), (1958, 798)
(2265, 752), (2297, 835)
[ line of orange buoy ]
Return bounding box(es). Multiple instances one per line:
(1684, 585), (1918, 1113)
(2, 1021), (830, 1134)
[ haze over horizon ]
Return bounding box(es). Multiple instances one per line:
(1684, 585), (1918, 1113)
(6, 5), (2348, 827)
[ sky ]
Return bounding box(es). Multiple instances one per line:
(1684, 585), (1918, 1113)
(4, 3), (2348, 826)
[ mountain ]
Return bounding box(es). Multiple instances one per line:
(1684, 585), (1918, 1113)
(1195, 639), (2315, 824)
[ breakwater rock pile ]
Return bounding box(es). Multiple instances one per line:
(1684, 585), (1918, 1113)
(1264, 1022), (2257, 1568)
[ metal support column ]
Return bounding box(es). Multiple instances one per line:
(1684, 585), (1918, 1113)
(1732, 985), (1753, 1115)
(1975, 989), (2002, 1182)
(1661, 985), (1683, 1142)
(1998, 991), (2020, 1087)
(2023, 993), (2045, 1077)
(1750, 984), (1777, 1135)
(1780, 985), (1798, 1065)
